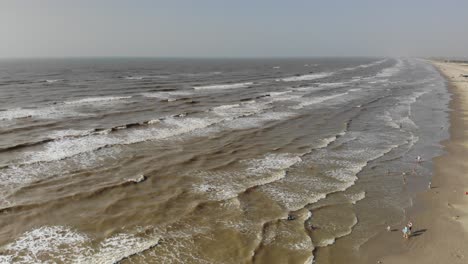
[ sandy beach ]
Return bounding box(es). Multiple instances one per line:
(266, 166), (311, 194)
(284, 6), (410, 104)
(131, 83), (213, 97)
(360, 61), (468, 264)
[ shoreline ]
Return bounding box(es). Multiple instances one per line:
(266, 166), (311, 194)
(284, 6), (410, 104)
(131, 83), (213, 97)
(361, 61), (468, 263)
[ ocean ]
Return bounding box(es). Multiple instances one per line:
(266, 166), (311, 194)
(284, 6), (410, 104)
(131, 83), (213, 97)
(0, 57), (450, 263)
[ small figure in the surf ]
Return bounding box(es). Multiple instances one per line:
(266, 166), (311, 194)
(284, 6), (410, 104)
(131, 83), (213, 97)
(416, 156), (422, 163)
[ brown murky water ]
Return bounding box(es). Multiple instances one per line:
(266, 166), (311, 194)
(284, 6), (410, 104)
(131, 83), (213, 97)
(0, 58), (449, 263)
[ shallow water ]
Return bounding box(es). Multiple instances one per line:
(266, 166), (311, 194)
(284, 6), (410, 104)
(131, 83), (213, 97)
(0, 57), (449, 263)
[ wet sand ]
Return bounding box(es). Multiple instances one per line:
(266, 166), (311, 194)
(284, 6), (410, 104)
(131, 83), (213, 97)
(360, 61), (468, 263)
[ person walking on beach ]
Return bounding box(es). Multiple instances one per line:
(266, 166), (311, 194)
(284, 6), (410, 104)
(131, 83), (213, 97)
(402, 226), (410, 239)
(407, 221), (413, 235)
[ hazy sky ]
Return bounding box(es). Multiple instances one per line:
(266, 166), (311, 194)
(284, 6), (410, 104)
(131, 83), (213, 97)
(1, 0), (467, 58)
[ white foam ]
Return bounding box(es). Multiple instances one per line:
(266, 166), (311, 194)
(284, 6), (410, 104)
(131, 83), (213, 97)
(317, 238), (336, 247)
(93, 128), (112, 135)
(289, 238), (314, 251)
(0, 106), (85, 121)
(0, 95), (132, 121)
(0, 255), (13, 263)
(192, 153), (301, 201)
(22, 135), (118, 164)
(291, 92), (348, 110)
(124, 76), (144, 80)
(400, 116), (418, 130)
(293, 83), (347, 93)
(0, 148), (119, 200)
(258, 131), (402, 212)
(304, 256), (314, 264)
(49, 129), (94, 139)
(316, 136), (339, 148)
(78, 233), (161, 264)
(6, 97), (300, 187)
(122, 117), (220, 144)
(245, 153), (302, 174)
(45, 79), (63, 83)
(323, 161), (364, 182)
(10, 98), (299, 168)
(199, 170), (289, 201)
(260, 182), (328, 211)
(279, 72), (333, 82)
(0, 108), (45, 120)
(141, 91), (193, 100)
(222, 111), (296, 130)
(345, 191), (366, 204)
(268, 91), (292, 97)
(193, 82), (253, 90)
(2, 226), (89, 263)
(268, 93), (303, 102)
(341, 59), (388, 71)
(180, 71), (222, 77)
(318, 82), (347, 88)
(379, 111), (401, 129)
(147, 119), (160, 125)
(403, 91), (428, 105)
(64, 96), (131, 105)
(212, 103), (241, 111)
(348, 88), (361, 92)
(294, 86), (320, 92)
(212, 102), (268, 120)
(315, 215), (358, 248)
(0, 225), (162, 264)
(18, 117), (219, 165)
(310, 141), (400, 184)
(367, 80), (388, 84)
(376, 59), (404, 78)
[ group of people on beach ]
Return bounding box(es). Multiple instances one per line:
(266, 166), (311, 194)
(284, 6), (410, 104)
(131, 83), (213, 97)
(398, 157), (423, 239)
(402, 156), (424, 185)
(387, 220), (414, 239)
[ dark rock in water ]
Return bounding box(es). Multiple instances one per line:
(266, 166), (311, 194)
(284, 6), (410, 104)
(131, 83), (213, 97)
(310, 225), (319, 230)
(287, 215), (295, 221)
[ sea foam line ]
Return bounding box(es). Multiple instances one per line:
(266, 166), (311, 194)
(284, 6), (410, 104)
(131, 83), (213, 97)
(0, 96), (132, 121)
(193, 82), (253, 90)
(279, 72), (333, 82)
(0, 225), (162, 264)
